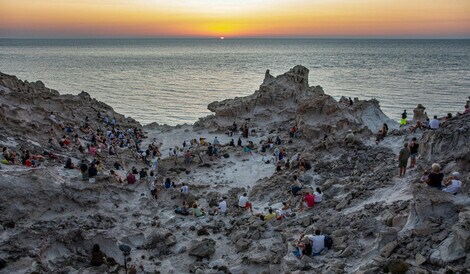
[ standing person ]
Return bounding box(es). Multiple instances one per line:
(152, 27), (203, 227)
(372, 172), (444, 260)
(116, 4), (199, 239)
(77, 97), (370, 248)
(409, 137), (419, 169)
(150, 180), (158, 199)
(237, 137), (242, 147)
(150, 156), (159, 172)
(184, 150), (192, 166)
(400, 110), (407, 126)
(429, 116), (440, 129)
(426, 163), (444, 188)
(238, 193), (253, 213)
(213, 137), (220, 146)
(398, 143), (410, 177)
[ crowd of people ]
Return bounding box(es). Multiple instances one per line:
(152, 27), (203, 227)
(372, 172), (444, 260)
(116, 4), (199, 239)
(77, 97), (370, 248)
(1, 102), (468, 267)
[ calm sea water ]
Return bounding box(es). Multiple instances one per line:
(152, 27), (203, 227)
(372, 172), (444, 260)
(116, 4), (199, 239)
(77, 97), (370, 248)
(0, 39), (469, 125)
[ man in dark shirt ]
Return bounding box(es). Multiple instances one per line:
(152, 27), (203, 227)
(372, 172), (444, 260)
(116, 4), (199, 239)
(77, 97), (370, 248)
(409, 137), (419, 168)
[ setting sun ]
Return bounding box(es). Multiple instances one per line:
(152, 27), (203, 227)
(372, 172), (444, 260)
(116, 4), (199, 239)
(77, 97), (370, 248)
(0, 0), (469, 37)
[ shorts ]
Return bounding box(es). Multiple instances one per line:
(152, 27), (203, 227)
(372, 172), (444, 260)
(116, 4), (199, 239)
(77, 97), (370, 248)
(399, 159), (408, 168)
(240, 202), (252, 209)
(410, 153), (417, 159)
(400, 118), (406, 125)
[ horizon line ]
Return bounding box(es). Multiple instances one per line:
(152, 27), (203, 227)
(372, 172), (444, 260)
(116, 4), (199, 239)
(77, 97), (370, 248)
(1, 36), (469, 40)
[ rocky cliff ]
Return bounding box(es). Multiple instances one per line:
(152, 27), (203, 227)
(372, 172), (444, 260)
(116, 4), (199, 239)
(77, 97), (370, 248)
(197, 65), (396, 137)
(0, 72), (142, 147)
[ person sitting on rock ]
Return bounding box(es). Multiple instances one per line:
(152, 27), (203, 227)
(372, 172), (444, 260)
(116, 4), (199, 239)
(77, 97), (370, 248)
(1, 147), (13, 165)
(64, 158), (75, 169)
(409, 120), (424, 133)
(442, 172), (462, 195)
(88, 163), (98, 178)
(299, 191), (315, 211)
(345, 130), (355, 144)
(110, 170), (123, 184)
(175, 200), (190, 216)
(308, 230), (326, 256)
(163, 177), (172, 189)
(276, 202), (292, 220)
(420, 170), (430, 183)
(299, 159), (311, 172)
(181, 182), (189, 195)
(376, 123), (389, 144)
(258, 208), (277, 221)
(90, 244), (107, 266)
(425, 163), (444, 188)
(313, 187), (323, 203)
(192, 203), (205, 218)
(459, 104), (470, 116)
(429, 115), (440, 130)
(293, 233), (313, 258)
(238, 193), (253, 213)
(213, 198), (228, 215)
(139, 168), (147, 180)
(291, 175), (303, 196)
(126, 171), (136, 185)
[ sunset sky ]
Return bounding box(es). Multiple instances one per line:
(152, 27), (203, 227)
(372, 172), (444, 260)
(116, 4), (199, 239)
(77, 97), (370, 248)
(1, 0), (469, 38)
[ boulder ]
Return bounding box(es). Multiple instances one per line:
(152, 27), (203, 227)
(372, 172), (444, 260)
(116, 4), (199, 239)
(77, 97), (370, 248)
(415, 253), (427, 266)
(188, 239), (216, 258)
(380, 241), (398, 258)
(235, 238), (251, 251)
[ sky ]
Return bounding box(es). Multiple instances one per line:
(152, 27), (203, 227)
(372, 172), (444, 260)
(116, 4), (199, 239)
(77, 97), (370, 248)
(0, 0), (469, 38)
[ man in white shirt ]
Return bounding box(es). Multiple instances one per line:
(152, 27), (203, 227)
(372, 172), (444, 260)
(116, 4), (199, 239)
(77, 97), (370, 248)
(429, 116), (440, 129)
(181, 183), (189, 194)
(218, 198), (227, 214)
(308, 230), (325, 255)
(238, 193), (253, 212)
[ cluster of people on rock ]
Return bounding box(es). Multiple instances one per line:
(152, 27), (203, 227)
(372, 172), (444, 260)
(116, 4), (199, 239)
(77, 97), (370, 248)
(1, 147), (46, 167)
(420, 163), (462, 195)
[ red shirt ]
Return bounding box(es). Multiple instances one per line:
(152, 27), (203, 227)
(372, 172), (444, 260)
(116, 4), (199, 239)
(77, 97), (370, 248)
(304, 194), (315, 208)
(127, 173), (136, 184)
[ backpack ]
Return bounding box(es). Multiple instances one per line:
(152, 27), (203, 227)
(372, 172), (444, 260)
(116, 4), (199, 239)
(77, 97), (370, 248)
(324, 235), (333, 249)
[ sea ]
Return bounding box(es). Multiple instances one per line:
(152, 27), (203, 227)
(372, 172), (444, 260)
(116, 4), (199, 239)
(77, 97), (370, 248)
(0, 39), (469, 126)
